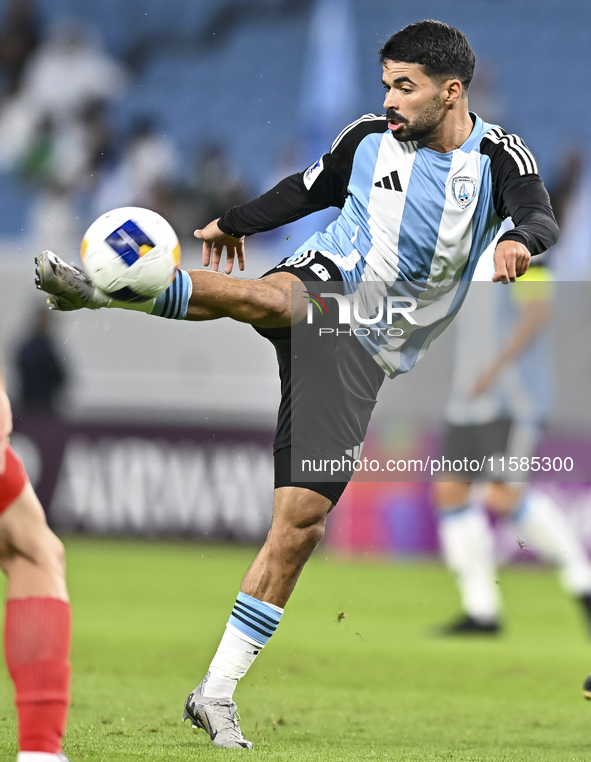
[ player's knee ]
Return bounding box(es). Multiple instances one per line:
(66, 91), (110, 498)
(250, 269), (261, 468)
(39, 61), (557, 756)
(297, 519), (326, 552)
(18, 526), (65, 579)
(433, 480), (471, 509)
(284, 511), (327, 558)
(268, 512), (326, 562)
(45, 531), (66, 578)
(485, 482), (523, 514)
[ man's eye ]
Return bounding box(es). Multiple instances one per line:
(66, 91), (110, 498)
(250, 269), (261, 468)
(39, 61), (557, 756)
(401, 88), (412, 94)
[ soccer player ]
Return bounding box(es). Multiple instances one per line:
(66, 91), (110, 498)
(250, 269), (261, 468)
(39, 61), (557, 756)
(35, 21), (558, 749)
(0, 336), (71, 761)
(434, 254), (591, 634)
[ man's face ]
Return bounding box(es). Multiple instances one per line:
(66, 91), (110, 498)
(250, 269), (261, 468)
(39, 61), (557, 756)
(381, 60), (447, 144)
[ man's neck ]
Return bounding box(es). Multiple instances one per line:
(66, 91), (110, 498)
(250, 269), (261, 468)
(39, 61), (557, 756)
(421, 107), (475, 153)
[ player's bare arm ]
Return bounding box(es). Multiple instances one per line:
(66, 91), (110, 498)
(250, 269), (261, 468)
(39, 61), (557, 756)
(470, 296), (550, 395)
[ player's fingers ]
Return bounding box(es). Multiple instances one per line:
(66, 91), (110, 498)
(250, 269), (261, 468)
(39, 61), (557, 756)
(492, 265), (509, 284)
(506, 254), (517, 283)
(493, 248), (508, 284)
(237, 240), (246, 271)
(201, 240), (212, 267)
(516, 251), (531, 277)
(225, 247), (236, 275)
(211, 242), (224, 272)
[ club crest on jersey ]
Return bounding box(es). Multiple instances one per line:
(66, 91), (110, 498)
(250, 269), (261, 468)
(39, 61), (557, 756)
(451, 175), (477, 209)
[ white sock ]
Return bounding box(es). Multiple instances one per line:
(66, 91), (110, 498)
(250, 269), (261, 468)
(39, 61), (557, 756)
(100, 270), (192, 320)
(103, 296), (155, 312)
(512, 490), (591, 595)
(438, 503), (501, 622)
(17, 754), (64, 761)
(201, 625), (263, 699)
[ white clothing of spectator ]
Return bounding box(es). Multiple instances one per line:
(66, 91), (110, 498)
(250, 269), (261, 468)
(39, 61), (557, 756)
(19, 17), (127, 127)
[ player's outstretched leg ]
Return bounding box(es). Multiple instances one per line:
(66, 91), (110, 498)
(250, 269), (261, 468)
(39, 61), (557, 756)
(0, 451), (71, 762)
(35, 252), (305, 327)
(183, 486), (332, 749)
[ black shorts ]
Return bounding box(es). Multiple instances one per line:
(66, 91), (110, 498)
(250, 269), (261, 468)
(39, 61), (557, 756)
(254, 251), (385, 504)
(442, 418), (542, 481)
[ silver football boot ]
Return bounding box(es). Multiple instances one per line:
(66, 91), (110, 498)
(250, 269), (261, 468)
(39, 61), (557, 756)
(182, 677), (253, 749)
(34, 250), (109, 311)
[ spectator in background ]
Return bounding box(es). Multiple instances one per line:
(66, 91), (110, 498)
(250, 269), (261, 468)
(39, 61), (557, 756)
(0, 0), (39, 99)
(20, 100), (113, 191)
(0, 15), (125, 173)
(25, 99), (115, 252)
(0, 0), (41, 170)
(15, 307), (68, 415)
(167, 141), (251, 243)
(19, 17), (127, 128)
(92, 117), (179, 217)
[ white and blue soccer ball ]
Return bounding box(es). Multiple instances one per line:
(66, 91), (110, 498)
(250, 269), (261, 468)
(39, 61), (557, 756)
(81, 206), (181, 302)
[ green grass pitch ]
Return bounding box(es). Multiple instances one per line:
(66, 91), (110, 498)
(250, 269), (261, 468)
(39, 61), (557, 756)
(1, 536), (591, 761)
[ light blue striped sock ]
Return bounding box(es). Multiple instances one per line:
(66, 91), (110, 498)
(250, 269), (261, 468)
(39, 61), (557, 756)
(151, 269), (192, 320)
(228, 592), (283, 647)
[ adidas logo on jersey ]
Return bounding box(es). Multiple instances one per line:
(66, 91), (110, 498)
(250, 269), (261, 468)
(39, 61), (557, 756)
(374, 170), (402, 191)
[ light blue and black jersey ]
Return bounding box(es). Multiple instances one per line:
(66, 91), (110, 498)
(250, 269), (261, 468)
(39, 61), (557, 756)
(219, 113), (558, 377)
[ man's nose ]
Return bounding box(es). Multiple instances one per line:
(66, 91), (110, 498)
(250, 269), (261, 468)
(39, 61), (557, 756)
(383, 90), (398, 110)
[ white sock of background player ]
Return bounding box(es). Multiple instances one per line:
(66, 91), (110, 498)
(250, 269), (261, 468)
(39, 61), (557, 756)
(438, 501), (501, 623)
(510, 489), (591, 596)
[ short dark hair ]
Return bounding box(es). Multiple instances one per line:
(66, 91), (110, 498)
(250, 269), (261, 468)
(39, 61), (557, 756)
(379, 20), (475, 92)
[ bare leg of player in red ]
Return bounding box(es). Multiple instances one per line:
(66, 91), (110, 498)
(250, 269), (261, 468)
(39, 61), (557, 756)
(1, 382), (71, 761)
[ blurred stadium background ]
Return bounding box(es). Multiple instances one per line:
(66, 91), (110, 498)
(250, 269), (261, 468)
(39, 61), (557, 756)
(0, 0), (590, 556)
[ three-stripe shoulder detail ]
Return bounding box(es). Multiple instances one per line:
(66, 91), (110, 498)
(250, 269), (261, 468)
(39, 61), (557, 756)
(330, 113), (386, 153)
(483, 127), (539, 176)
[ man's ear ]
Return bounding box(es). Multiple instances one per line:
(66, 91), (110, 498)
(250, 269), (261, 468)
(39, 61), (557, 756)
(443, 78), (463, 105)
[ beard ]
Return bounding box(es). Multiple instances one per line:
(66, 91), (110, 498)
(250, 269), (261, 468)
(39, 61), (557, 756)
(387, 94), (443, 143)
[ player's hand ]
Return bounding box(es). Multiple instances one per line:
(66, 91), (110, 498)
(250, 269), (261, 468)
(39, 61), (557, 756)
(0, 388), (12, 475)
(194, 219), (246, 274)
(492, 240), (531, 284)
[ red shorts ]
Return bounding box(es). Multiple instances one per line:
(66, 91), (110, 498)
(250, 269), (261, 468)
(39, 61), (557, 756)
(0, 446), (28, 514)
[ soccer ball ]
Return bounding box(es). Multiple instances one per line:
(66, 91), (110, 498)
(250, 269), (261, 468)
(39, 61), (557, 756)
(81, 207), (181, 302)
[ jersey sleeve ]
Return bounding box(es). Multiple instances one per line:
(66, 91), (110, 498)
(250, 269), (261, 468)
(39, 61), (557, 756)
(480, 129), (559, 256)
(218, 114), (387, 237)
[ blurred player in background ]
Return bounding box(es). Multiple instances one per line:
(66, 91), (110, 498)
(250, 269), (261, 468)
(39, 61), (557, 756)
(0, 335), (71, 762)
(434, 245), (591, 635)
(35, 21), (558, 749)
